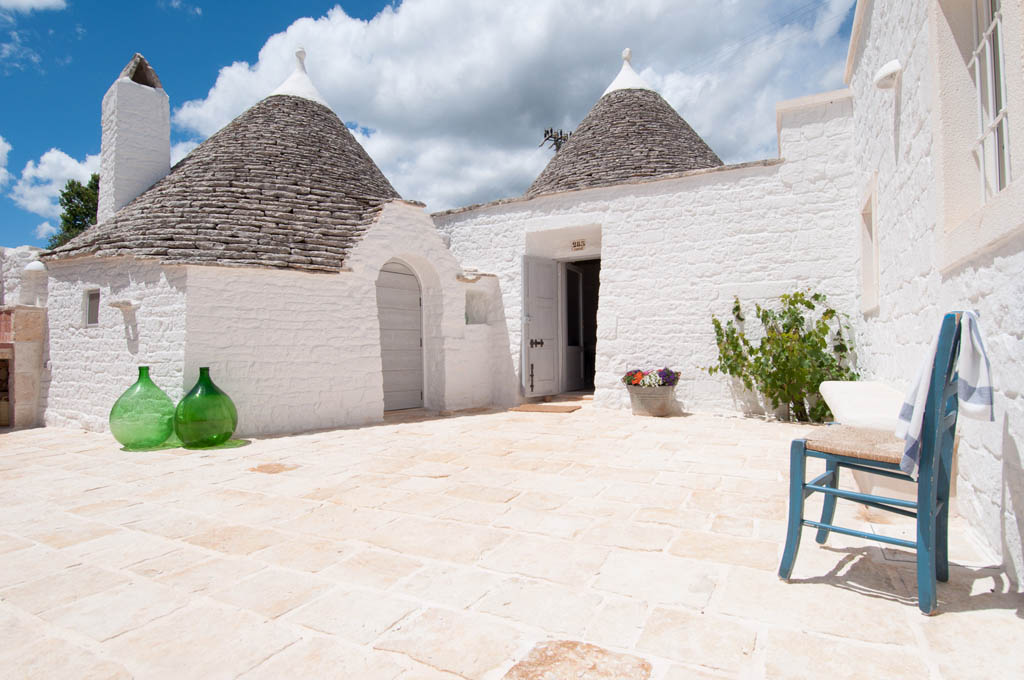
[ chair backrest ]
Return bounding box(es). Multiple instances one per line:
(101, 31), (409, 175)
(918, 312), (963, 488)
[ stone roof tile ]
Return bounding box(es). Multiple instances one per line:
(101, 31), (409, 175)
(44, 94), (400, 273)
(526, 88), (722, 198)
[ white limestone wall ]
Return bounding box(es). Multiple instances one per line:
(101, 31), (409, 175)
(183, 201), (502, 437)
(97, 78), (170, 225)
(183, 265), (379, 437)
(43, 258), (187, 431)
(346, 201), (507, 412)
(436, 94), (857, 414)
(0, 246), (43, 307)
(847, 0), (1024, 584)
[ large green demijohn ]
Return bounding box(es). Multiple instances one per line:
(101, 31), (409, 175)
(174, 367), (238, 448)
(109, 366), (175, 449)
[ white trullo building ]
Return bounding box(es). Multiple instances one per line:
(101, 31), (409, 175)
(0, 0), (1021, 585)
(16, 51), (503, 436)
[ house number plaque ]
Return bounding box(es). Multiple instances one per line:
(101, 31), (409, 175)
(571, 239), (586, 251)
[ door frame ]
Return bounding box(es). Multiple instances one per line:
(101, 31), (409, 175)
(522, 256), (599, 397)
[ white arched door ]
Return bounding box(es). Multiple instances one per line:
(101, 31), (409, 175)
(376, 261), (424, 410)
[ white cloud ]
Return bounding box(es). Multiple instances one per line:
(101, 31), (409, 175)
(10, 147), (99, 218)
(172, 0), (856, 211)
(162, 1), (202, 17)
(34, 220), (55, 239)
(813, 0), (857, 45)
(0, 135), (12, 188)
(1, 29), (41, 72)
(171, 139), (199, 164)
(0, 0), (66, 11)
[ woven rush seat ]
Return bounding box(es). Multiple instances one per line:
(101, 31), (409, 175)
(804, 425), (904, 464)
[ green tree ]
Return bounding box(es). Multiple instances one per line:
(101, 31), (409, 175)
(48, 173), (99, 249)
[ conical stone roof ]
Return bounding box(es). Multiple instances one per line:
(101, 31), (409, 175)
(47, 84), (400, 273)
(526, 51), (722, 198)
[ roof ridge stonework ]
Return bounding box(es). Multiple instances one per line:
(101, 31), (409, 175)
(44, 95), (400, 273)
(525, 88), (723, 198)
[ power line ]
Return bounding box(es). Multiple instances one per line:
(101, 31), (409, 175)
(684, 1), (852, 74)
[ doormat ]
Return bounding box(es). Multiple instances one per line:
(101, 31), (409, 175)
(510, 404), (581, 413)
(503, 640), (651, 680)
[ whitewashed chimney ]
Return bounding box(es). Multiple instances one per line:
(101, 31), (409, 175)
(97, 53), (170, 225)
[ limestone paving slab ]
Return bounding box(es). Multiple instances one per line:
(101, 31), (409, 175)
(41, 579), (191, 642)
(502, 640), (652, 680)
(3, 636), (132, 680)
(285, 587), (419, 643)
(1, 407), (1021, 679)
(238, 636), (407, 679)
(103, 602), (299, 679)
(473, 576), (605, 637)
(374, 607), (525, 679)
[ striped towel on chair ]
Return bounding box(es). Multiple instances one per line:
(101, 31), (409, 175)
(895, 311), (994, 478)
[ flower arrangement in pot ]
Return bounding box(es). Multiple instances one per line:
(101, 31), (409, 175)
(621, 367), (681, 417)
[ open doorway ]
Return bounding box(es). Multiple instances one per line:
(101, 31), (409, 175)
(564, 258), (600, 392)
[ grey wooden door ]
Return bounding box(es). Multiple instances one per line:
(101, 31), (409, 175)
(376, 261), (423, 410)
(523, 256), (558, 396)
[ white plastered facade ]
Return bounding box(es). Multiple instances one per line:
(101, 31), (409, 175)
(39, 201), (503, 437)
(436, 92), (859, 417)
(844, 0), (1024, 585)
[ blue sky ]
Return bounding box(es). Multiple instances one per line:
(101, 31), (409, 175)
(0, 0), (856, 248)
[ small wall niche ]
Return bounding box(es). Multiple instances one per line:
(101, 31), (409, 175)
(465, 289), (489, 325)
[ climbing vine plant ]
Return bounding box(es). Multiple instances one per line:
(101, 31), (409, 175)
(707, 290), (857, 422)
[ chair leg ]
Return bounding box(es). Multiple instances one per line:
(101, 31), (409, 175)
(935, 438), (953, 583)
(816, 460), (839, 544)
(779, 439), (807, 580)
(935, 499), (950, 583)
(916, 481), (938, 615)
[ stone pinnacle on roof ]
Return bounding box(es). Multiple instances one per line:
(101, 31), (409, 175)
(119, 53), (163, 89)
(603, 48), (653, 96)
(525, 48), (723, 198)
(270, 47), (329, 107)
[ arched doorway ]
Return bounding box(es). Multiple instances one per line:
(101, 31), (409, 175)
(376, 260), (424, 411)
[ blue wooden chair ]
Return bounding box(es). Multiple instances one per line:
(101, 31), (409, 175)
(778, 312), (962, 615)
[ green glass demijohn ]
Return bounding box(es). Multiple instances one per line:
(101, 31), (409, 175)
(109, 366), (176, 449)
(174, 367), (238, 448)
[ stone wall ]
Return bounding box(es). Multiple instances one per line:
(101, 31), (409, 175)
(346, 201), (509, 413)
(43, 258), (187, 431)
(183, 265), (378, 436)
(38, 202), (501, 438)
(848, 0), (1024, 584)
(182, 201), (503, 437)
(0, 246), (43, 307)
(435, 93), (858, 415)
(97, 77), (170, 225)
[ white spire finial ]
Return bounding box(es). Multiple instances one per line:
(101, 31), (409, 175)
(603, 47), (653, 96)
(269, 46), (329, 106)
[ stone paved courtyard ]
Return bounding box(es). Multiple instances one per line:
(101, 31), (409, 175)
(1, 401), (1021, 679)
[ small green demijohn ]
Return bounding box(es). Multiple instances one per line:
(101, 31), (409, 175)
(174, 367), (238, 448)
(109, 366), (175, 449)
